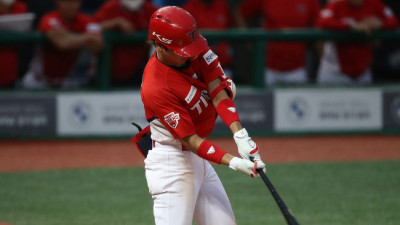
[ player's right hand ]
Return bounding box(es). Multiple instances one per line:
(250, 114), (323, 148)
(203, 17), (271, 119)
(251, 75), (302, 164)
(229, 157), (266, 178)
(234, 128), (265, 164)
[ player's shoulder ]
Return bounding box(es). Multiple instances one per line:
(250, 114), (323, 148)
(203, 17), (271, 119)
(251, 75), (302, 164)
(322, 0), (347, 10)
(12, 0), (28, 13)
(142, 56), (191, 102)
(39, 10), (60, 29)
(214, 0), (230, 7)
(305, 0), (321, 6)
(103, 0), (119, 8)
(365, 0), (384, 6)
(326, 0), (346, 6)
(40, 10), (58, 21)
(142, 56), (174, 95)
(183, 0), (198, 8)
(142, 1), (157, 12)
(98, 0), (120, 12)
(75, 13), (94, 24)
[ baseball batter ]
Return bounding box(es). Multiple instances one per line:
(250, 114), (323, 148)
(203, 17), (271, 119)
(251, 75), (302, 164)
(141, 6), (266, 225)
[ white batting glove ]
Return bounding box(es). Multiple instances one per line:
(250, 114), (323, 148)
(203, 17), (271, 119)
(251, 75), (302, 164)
(229, 157), (266, 178)
(234, 128), (264, 163)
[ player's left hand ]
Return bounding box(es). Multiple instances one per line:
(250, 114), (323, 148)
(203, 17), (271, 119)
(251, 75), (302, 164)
(229, 157), (266, 178)
(233, 128), (264, 163)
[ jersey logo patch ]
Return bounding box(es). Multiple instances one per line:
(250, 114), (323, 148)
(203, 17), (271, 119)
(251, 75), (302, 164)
(227, 107), (236, 113)
(164, 112), (180, 129)
(185, 86), (197, 104)
(207, 146), (216, 155)
(203, 49), (218, 65)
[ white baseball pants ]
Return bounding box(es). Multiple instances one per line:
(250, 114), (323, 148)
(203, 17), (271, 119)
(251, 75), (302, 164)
(144, 147), (236, 225)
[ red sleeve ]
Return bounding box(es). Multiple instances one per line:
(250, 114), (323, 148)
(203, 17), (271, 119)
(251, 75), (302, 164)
(148, 2), (158, 14)
(239, 0), (263, 20)
(373, 0), (399, 29)
(39, 14), (60, 33)
(146, 88), (196, 139)
(197, 48), (225, 84)
(93, 2), (111, 22)
(144, 2), (157, 18)
(182, 0), (195, 13)
(316, 2), (352, 30)
(309, 0), (321, 27)
(81, 15), (102, 34)
(224, 1), (233, 28)
(12, 1), (28, 13)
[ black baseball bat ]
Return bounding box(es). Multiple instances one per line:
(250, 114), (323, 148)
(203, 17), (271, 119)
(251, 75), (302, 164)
(251, 158), (300, 225)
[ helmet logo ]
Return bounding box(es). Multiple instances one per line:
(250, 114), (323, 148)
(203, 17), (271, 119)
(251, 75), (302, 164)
(152, 31), (172, 44)
(188, 30), (196, 41)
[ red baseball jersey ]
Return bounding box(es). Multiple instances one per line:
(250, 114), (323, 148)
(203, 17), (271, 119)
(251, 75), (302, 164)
(141, 48), (224, 142)
(0, 0), (28, 86)
(39, 11), (100, 85)
(317, 0), (398, 77)
(183, 0), (233, 67)
(239, 0), (320, 71)
(94, 0), (157, 83)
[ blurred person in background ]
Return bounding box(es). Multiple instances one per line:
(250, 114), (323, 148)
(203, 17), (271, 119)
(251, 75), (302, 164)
(0, 0), (28, 88)
(94, 0), (157, 86)
(236, 0), (321, 86)
(152, 0), (189, 7)
(21, 0), (103, 89)
(317, 0), (399, 85)
(183, 0), (234, 77)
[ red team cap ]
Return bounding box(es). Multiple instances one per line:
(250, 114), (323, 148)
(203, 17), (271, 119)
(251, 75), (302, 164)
(148, 6), (208, 58)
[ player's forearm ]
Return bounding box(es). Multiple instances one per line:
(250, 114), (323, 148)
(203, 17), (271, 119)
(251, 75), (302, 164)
(183, 136), (263, 178)
(317, 19), (352, 30)
(208, 79), (241, 133)
(211, 86), (229, 107)
(229, 121), (243, 134)
(180, 134), (229, 165)
(84, 34), (104, 53)
(382, 18), (399, 29)
(221, 153), (234, 166)
(99, 19), (121, 31)
(48, 32), (92, 51)
(180, 134), (204, 154)
(213, 93), (242, 133)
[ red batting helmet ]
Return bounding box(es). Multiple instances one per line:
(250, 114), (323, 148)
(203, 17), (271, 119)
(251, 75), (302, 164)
(148, 6), (208, 58)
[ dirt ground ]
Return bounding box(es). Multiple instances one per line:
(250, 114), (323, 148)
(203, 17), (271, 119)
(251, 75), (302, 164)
(1, 135), (399, 172)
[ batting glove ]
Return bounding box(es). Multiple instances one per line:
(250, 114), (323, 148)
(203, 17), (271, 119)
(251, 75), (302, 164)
(229, 157), (266, 178)
(234, 128), (264, 163)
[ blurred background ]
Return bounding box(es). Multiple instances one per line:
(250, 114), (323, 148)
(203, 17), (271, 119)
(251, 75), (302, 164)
(0, 0), (400, 138)
(0, 0), (399, 225)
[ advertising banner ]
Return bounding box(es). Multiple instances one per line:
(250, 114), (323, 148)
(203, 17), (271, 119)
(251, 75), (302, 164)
(57, 92), (147, 136)
(0, 96), (56, 136)
(383, 91), (400, 129)
(274, 89), (382, 132)
(214, 92), (273, 133)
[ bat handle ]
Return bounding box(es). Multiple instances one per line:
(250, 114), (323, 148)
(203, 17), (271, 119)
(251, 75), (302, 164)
(249, 157), (300, 225)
